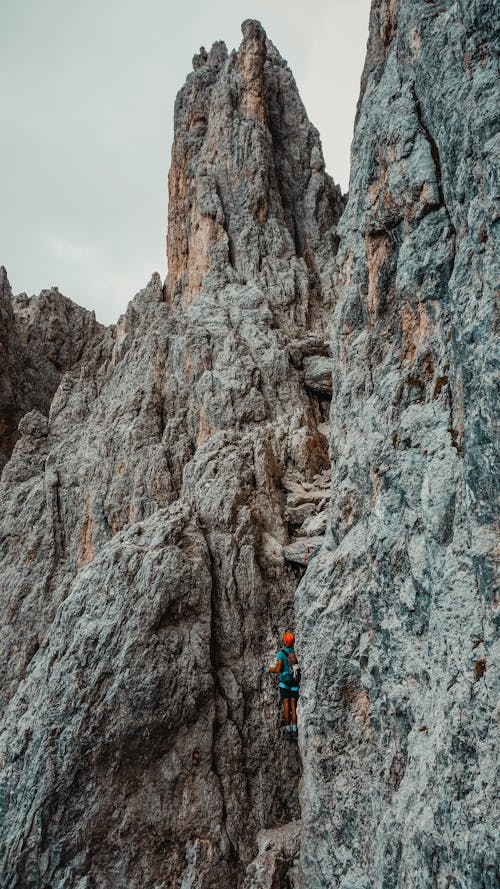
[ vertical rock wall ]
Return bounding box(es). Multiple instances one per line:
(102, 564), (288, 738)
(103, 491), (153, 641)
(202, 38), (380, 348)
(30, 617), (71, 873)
(0, 6), (497, 887)
(0, 22), (343, 889)
(297, 1), (499, 887)
(0, 268), (101, 472)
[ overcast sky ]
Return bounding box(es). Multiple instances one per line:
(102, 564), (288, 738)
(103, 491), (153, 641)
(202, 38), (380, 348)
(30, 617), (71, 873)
(0, 0), (370, 324)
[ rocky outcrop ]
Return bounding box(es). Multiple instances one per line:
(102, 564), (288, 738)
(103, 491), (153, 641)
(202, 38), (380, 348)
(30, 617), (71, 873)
(0, 4), (497, 888)
(244, 820), (301, 888)
(0, 267), (101, 472)
(167, 19), (343, 314)
(297, 1), (499, 887)
(0, 22), (342, 889)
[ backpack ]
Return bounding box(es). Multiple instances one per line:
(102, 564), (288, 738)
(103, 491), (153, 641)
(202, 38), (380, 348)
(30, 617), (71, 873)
(280, 649), (301, 687)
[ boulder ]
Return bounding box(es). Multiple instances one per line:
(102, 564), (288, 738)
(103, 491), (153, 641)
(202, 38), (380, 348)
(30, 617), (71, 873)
(302, 355), (334, 394)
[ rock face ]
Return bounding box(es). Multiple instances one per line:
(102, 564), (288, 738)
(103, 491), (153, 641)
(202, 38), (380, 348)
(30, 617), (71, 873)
(167, 19), (342, 316)
(0, 6), (498, 889)
(0, 267), (101, 473)
(297, 1), (499, 887)
(0, 22), (342, 889)
(243, 820), (301, 888)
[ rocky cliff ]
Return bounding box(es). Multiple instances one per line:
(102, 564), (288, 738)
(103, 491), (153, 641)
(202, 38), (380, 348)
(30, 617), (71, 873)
(0, 20), (342, 889)
(0, 4), (498, 889)
(0, 268), (101, 472)
(297, 1), (499, 887)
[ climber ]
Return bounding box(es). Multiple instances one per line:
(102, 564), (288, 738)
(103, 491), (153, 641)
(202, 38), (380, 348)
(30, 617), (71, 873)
(264, 632), (300, 740)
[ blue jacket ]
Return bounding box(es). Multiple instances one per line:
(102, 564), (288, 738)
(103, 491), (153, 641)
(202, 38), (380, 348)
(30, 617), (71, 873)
(277, 646), (299, 690)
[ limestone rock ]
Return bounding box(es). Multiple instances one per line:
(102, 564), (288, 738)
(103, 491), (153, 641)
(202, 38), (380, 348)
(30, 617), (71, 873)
(244, 820), (301, 889)
(283, 536), (324, 566)
(166, 18), (344, 316)
(288, 335), (330, 369)
(0, 4), (497, 888)
(0, 268), (102, 472)
(296, 1), (499, 887)
(0, 21), (341, 889)
(300, 510), (328, 537)
(302, 356), (334, 394)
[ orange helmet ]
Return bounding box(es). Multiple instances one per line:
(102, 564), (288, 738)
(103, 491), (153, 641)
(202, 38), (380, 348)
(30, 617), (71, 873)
(283, 632), (295, 646)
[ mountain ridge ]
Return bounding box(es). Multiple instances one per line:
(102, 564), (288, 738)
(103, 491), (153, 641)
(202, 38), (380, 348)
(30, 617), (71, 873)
(0, 4), (498, 888)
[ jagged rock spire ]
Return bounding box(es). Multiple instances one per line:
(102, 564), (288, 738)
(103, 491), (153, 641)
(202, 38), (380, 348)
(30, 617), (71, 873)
(0, 270), (101, 472)
(166, 19), (343, 307)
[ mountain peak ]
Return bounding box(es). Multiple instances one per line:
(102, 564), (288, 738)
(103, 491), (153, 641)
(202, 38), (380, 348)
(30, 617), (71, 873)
(166, 22), (343, 306)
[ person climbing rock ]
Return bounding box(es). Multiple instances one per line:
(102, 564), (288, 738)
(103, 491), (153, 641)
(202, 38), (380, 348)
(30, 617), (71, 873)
(264, 632), (300, 740)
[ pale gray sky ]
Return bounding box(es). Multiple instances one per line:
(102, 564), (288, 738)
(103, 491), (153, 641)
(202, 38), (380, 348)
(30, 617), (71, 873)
(0, 0), (370, 324)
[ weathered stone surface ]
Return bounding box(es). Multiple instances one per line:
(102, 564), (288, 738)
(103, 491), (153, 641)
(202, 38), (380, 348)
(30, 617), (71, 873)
(0, 267), (102, 472)
(300, 509), (328, 537)
(283, 537), (324, 566)
(244, 820), (301, 889)
(166, 19), (344, 315)
(297, 1), (499, 887)
(0, 4), (497, 888)
(0, 20), (341, 889)
(302, 356), (334, 394)
(283, 469), (331, 551)
(288, 336), (330, 370)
